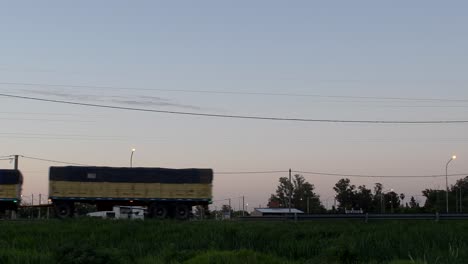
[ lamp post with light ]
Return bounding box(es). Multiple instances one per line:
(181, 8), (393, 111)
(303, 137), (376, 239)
(130, 148), (136, 168)
(446, 155), (457, 213)
(381, 188), (394, 214)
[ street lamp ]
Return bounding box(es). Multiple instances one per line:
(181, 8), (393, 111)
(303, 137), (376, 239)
(446, 155), (457, 213)
(130, 148), (136, 167)
(381, 188), (394, 214)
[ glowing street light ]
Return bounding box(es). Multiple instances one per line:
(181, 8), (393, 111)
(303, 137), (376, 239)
(446, 155), (457, 213)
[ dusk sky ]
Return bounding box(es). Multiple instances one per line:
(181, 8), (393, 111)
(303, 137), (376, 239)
(1, 1), (468, 210)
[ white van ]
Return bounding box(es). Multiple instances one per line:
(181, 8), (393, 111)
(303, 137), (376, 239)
(87, 206), (146, 220)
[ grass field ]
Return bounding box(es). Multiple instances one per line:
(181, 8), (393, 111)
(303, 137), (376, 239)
(0, 219), (467, 264)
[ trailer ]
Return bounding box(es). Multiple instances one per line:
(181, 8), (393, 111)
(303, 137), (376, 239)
(49, 166), (213, 219)
(0, 169), (23, 213)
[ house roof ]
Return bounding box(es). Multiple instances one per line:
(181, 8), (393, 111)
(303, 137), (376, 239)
(254, 208), (304, 214)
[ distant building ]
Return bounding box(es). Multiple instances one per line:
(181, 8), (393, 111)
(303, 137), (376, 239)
(251, 208), (304, 217)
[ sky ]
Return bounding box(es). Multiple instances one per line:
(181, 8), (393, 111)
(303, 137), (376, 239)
(1, 0), (468, 210)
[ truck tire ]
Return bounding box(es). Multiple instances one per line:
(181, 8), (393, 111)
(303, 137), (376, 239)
(151, 204), (168, 219)
(175, 204), (190, 220)
(54, 202), (74, 218)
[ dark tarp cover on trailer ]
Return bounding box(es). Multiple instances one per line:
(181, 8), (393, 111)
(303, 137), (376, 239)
(0, 170), (23, 184)
(49, 166), (213, 184)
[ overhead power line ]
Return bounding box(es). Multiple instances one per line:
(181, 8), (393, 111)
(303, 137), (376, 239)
(2, 81), (468, 103)
(294, 170), (468, 178)
(216, 170), (288, 174)
(4, 154), (468, 179)
(1, 93), (468, 124)
(215, 170), (468, 178)
(20, 155), (91, 166)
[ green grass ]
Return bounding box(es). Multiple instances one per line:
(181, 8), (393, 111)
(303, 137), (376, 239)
(0, 219), (467, 263)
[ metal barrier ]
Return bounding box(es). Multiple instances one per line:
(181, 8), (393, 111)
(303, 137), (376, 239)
(239, 213), (468, 221)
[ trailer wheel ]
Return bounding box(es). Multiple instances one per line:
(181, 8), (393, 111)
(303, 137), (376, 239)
(151, 205), (168, 219)
(175, 204), (190, 220)
(54, 202), (74, 218)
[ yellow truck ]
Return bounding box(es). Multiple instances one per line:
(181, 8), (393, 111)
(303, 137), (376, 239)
(0, 169), (23, 212)
(49, 166), (213, 219)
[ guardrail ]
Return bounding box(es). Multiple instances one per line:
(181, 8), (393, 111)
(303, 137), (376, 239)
(239, 213), (468, 222)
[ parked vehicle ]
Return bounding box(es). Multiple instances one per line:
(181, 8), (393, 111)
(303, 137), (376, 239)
(87, 206), (146, 220)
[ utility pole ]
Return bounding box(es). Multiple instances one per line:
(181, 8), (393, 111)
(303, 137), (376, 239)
(38, 194), (41, 219)
(228, 198), (232, 219)
(307, 196), (310, 214)
(289, 169), (292, 213)
(446, 156), (456, 214)
(242, 196), (245, 216)
(14, 155), (19, 170)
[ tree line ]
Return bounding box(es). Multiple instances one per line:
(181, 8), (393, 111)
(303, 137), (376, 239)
(266, 174), (468, 214)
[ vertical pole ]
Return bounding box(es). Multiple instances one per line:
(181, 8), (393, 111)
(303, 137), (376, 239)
(446, 160), (450, 214)
(14, 155), (19, 170)
(38, 194), (42, 219)
(228, 198), (232, 219)
(242, 196), (245, 216)
(289, 169), (292, 213)
(380, 194), (383, 214)
(307, 196), (310, 214)
(31, 194), (34, 206)
(130, 149), (135, 168)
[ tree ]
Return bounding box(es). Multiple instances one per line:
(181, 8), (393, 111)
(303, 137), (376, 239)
(455, 176), (468, 213)
(333, 179), (406, 213)
(269, 174), (324, 213)
(409, 196), (419, 209)
(355, 185), (373, 212)
(422, 176), (468, 213)
(333, 178), (356, 210)
(269, 177), (293, 208)
(384, 191), (400, 213)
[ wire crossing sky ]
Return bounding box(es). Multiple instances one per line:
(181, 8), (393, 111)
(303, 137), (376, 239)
(1, 1), (468, 208)
(2, 93), (468, 124)
(2, 81), (468, 103)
